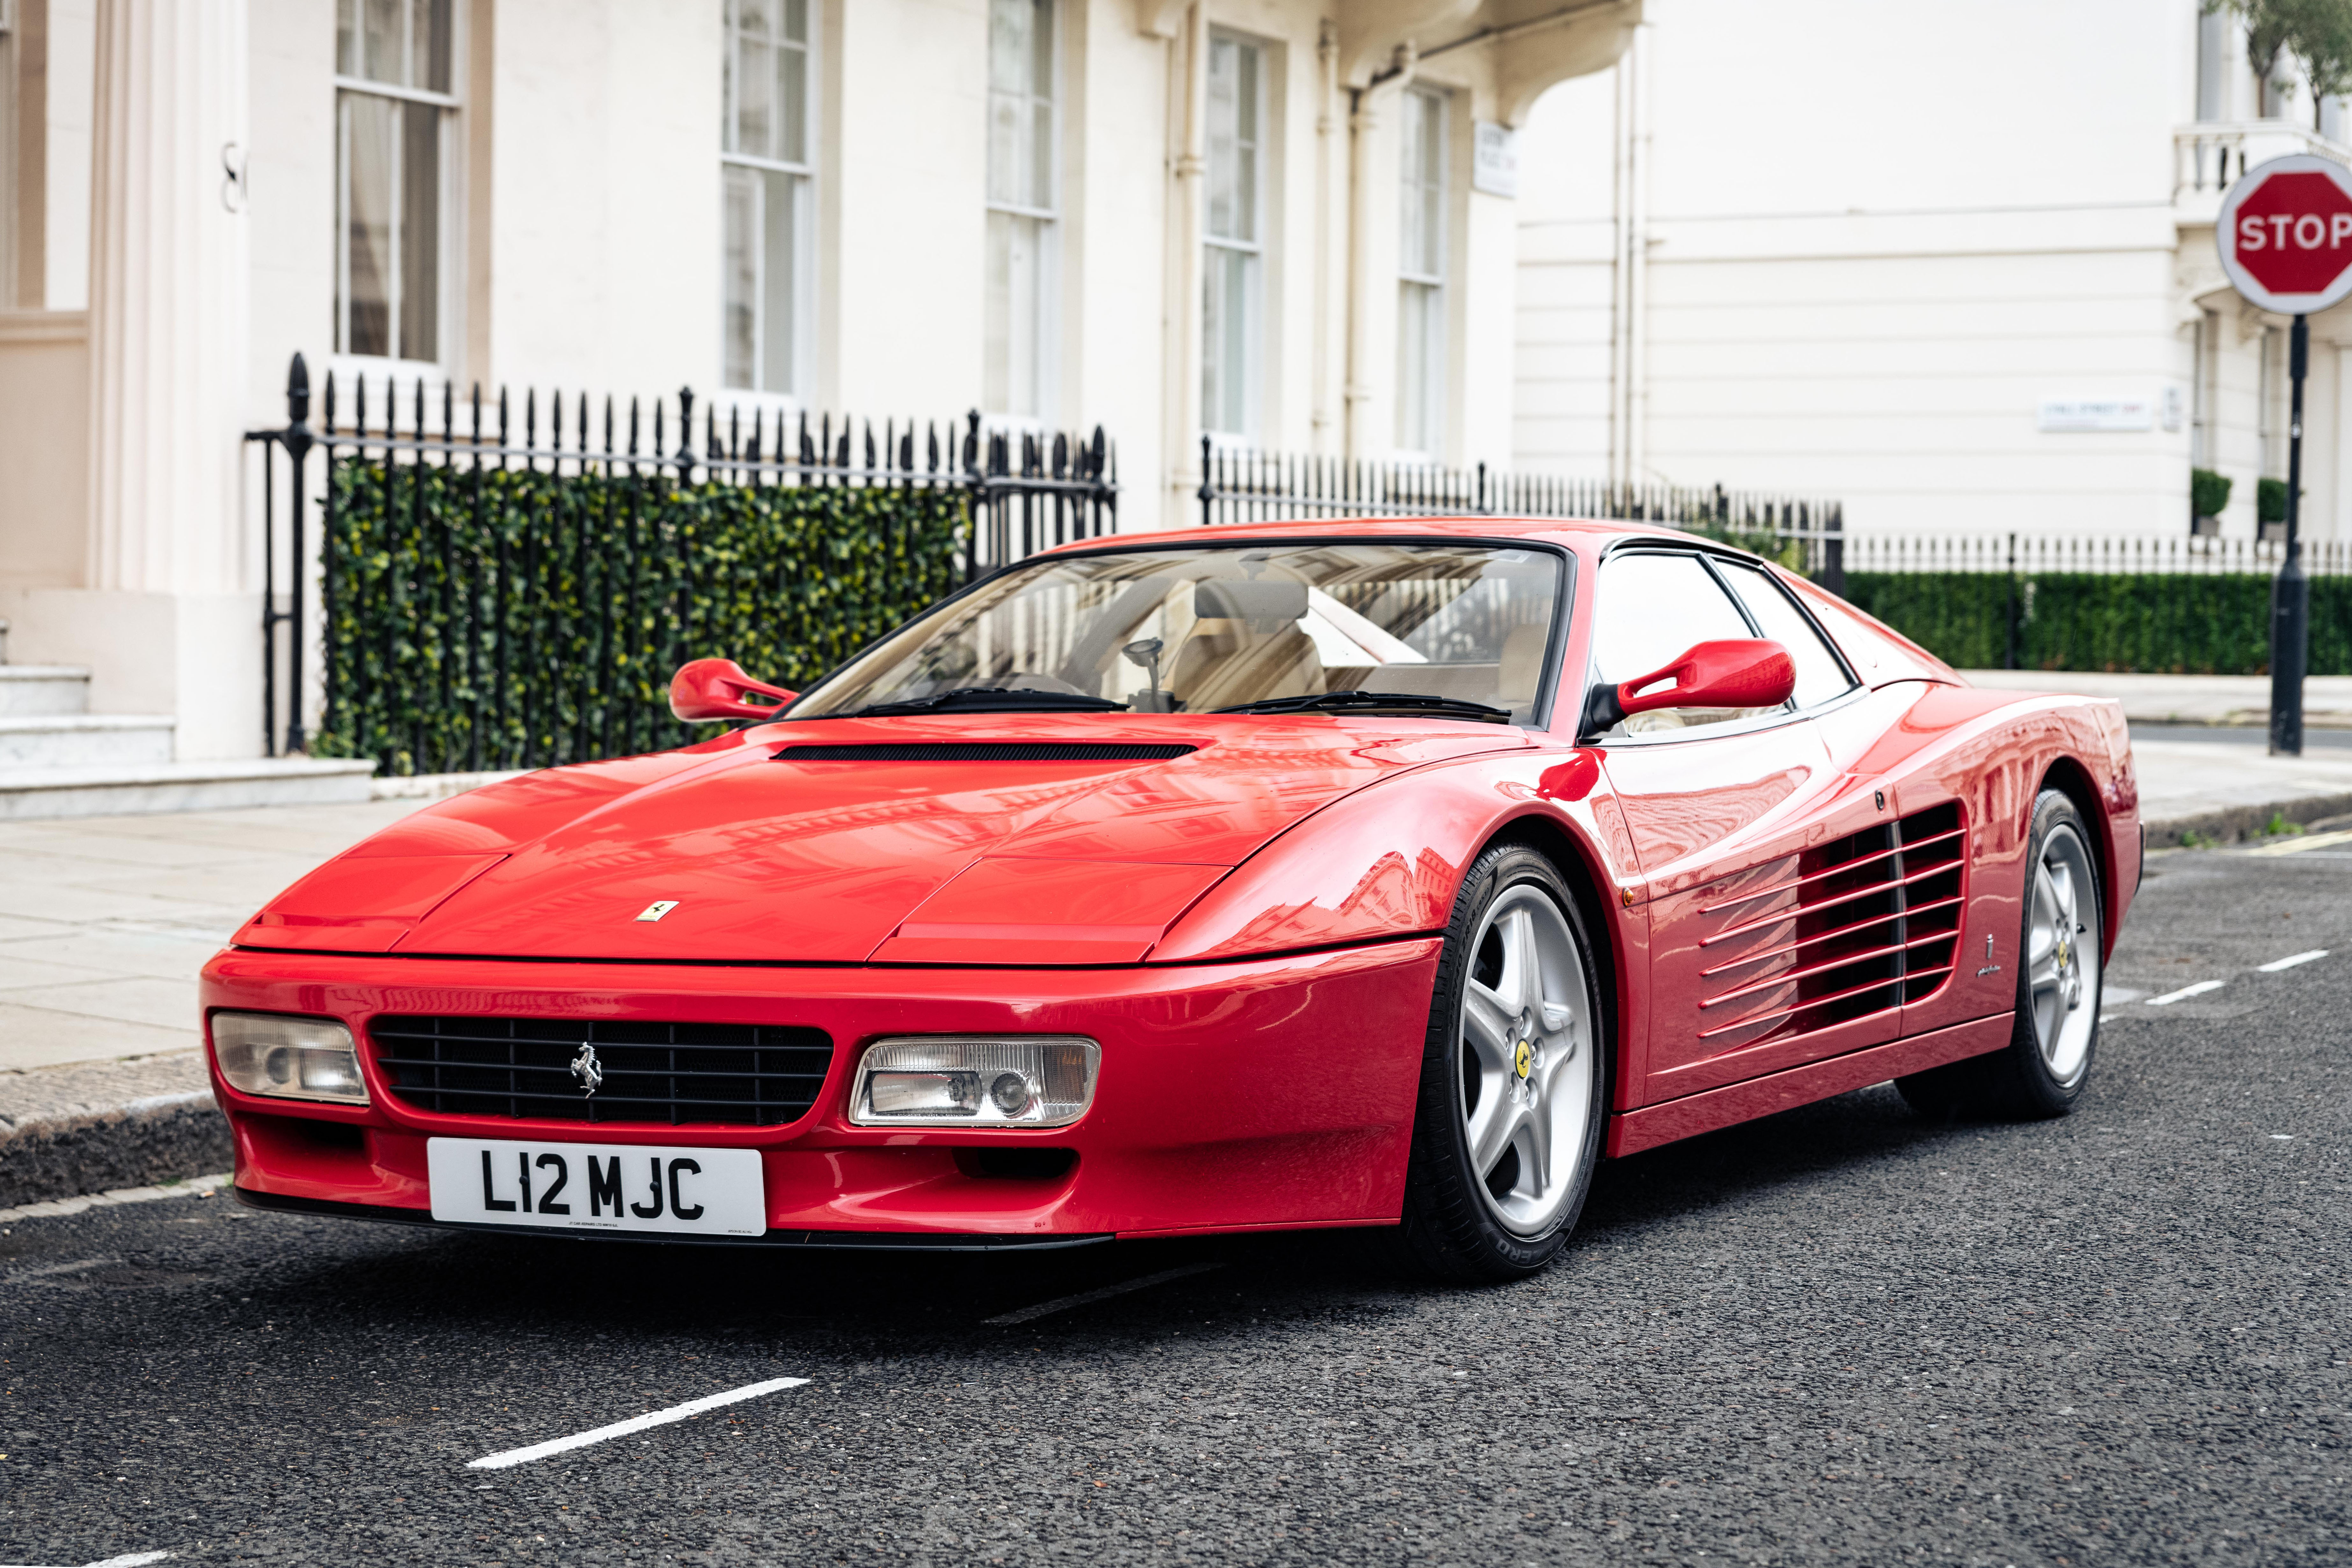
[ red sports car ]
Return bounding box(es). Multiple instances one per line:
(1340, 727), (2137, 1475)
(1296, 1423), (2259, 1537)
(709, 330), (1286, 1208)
(203, 519), (2137, 1279)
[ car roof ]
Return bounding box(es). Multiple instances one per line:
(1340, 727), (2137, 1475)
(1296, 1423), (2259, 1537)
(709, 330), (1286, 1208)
(1036, 514), (1711, 556)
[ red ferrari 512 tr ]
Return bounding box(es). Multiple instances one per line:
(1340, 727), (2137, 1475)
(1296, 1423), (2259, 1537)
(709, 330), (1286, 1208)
(203, 518), (2137, 1279)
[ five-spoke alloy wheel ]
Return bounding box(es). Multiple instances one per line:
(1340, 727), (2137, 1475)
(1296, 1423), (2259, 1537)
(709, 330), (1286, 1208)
(1397, 844), (1608, 1280)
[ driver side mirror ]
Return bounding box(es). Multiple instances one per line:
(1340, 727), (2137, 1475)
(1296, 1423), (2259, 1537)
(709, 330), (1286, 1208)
(669, 657), (798, 723)
(1579, 638), (1795, 740)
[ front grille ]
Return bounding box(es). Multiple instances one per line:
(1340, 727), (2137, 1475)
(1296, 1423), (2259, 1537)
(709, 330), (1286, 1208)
(369, 1017), (835, 1128)
(777, 742), (1196, 762)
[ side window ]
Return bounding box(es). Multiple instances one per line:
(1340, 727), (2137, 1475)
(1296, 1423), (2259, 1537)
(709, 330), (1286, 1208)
(1712, 560), (1855, 710)
(1587, 553), (1778, 736)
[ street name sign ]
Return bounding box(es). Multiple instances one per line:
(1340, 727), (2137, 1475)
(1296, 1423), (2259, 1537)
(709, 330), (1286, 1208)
(2217, 154), (2352, 314)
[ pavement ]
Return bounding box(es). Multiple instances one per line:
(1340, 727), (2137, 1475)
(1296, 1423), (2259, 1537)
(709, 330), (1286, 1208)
(2, 677), (2348, 1212)
(0, 842), (2343, 1565)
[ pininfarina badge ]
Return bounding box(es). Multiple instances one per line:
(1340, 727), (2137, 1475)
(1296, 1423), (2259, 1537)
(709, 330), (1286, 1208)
(635, 900), (680, 922)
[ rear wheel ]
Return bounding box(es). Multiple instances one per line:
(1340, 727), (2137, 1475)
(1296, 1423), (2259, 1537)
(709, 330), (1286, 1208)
(1393, 844), (1608, 1281)
(1898, 789), (2103, 1120)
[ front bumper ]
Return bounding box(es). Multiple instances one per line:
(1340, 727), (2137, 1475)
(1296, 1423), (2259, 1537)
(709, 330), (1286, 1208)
(200, 939), (1441, 1241)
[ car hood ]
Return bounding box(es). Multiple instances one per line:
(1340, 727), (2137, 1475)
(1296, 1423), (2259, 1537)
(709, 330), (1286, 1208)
(236, 714), (1530, 963)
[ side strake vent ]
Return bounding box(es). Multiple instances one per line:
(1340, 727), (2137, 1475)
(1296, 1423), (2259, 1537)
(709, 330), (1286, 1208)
(777, 742), (1197, 762)
(1694, 802), (1967, 1051)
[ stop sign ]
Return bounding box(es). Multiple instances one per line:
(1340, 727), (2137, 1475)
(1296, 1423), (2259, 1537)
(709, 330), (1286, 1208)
(2218, 154), (2352, 313)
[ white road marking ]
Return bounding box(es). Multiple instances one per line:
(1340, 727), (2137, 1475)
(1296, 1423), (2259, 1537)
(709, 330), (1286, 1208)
(2147, 980), (2227, 1006)
(983, 1261), (1225, 1326)
(466, 1376), (809, 1470)
(0, 1553), (175, 1567)
(2245, 828), (2352, 856)
(2258, 949), (2331, 973)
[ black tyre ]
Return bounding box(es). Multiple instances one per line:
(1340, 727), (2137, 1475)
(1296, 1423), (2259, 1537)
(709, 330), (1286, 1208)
(1898, 788), (2103, 1120)
(1392, 843), (1610, 1282)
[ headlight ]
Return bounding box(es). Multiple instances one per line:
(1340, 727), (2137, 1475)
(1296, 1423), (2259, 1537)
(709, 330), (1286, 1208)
(211, 1012), (370, 1105)
(849, 1036), (1098, 1128)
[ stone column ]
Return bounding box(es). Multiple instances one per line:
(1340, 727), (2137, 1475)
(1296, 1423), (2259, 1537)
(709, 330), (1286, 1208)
(86, 0), (249, 598)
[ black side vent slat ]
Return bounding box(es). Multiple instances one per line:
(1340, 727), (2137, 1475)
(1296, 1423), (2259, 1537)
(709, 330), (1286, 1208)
(368, 1017), (835, 1129)
(778, 742), (1196, 762)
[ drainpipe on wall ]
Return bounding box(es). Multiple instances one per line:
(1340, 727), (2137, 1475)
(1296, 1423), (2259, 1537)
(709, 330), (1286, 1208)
(1311, 18), (1337, 453)
(1165, 3), (1207, 524)
(1345, 41), (1414, 461)
(1608, 24), (1647, 490)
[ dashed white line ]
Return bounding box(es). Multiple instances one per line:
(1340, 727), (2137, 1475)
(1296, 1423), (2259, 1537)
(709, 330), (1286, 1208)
(983, 1261), (1226, 1326)
(2147, 980), (2227, 1006)
(0, 1553), (175, 1568)
(2258, 949), (2331, 973)
(467, 1376), (810, 1470)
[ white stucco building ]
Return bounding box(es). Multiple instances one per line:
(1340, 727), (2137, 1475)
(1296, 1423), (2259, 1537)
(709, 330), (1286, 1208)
(0, 0), (1636, 782)
(1514, 0), (2352, 542)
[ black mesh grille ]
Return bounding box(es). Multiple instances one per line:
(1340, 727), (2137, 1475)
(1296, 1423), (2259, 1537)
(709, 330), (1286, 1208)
(777, 742), (1195, 762)
(369, 1017), (834, 1128)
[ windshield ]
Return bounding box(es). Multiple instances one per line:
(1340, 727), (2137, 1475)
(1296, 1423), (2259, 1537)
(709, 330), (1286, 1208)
(790, 542), (1565, 724)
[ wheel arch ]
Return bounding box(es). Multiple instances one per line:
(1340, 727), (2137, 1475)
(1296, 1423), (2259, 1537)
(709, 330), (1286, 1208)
(1478, 811), (1627, 1120)
(2037, 751), (2121, 958)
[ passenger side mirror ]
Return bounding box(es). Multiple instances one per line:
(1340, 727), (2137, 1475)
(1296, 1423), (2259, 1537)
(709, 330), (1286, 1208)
(1579, 638), (1795, 739)
(669, 657), (798, 723)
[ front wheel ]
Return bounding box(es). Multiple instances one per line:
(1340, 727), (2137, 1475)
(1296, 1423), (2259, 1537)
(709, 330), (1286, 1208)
(1898, 788), (2103, 1120)
(1393, 844), (1609, 1281)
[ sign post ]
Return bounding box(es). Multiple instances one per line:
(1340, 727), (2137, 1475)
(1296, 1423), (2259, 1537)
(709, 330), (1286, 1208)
(2216, 154), (2352, 755)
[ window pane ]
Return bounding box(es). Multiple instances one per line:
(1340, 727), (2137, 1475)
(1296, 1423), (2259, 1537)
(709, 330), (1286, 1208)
(985, 210), (1044, 417)
(338, 0), (358, 77)
(1588, 554), (1775, 734)
(1203, 246), (1256, 437)
(1713, 560), (1854, 709)
(736, 34), (773, 158)
(361, 0), (400, 86)
(419, 0), (452, 93)
(1396, 279), (1439, 453)
(776, 24), (806, 165)
(398, 101), (439, 362)
(722, 165), (759, 389)
(760, 167), (798, 393)
(340, 93), (395, 357)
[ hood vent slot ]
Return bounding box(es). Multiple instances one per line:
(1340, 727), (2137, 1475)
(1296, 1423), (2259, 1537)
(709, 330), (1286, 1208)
(778, 741), (1196, 762)
(1692, 801), (1967, 1050)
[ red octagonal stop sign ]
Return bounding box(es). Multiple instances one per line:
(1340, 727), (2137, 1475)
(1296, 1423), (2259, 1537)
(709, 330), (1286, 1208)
(2219, 154), (2352, 313)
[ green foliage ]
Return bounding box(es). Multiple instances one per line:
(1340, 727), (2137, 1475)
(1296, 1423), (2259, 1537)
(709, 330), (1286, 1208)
(2212, 0), (2352, 112)
(314, 459), (969, 774)
(2264, 810), (2305, 836)
(1843, 571), (2352, 676)
(2192, 467), (2233, 520)
(2259, 477), (2291, 523)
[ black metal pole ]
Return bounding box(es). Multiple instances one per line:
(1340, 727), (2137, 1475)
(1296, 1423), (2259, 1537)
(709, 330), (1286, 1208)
(2272, 313), (2310, 757)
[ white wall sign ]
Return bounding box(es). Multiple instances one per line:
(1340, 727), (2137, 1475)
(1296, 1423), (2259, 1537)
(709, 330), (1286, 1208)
(1472, 121), (1518, 198)
(2037, 397), (2155, 433)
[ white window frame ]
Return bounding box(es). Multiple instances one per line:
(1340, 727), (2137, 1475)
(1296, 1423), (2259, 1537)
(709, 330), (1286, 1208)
(721, 0), (817, 403)
(1395, 84), (1448, 461)
(332, 0), (462, 378)
(1202, 30), (1266, 446)
(984, 0), (1060, 427)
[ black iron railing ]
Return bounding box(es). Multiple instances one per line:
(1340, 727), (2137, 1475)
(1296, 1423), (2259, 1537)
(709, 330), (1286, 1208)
(1196, 437), (1847, 587)
(245, 354), (1114, 769)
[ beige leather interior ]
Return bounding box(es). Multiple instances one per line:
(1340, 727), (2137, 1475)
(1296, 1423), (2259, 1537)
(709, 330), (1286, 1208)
(1168, 621), (1324, 710)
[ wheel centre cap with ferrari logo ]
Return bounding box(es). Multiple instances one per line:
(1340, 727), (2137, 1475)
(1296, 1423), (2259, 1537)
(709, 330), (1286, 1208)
(1513, 1010), (1537, 1084)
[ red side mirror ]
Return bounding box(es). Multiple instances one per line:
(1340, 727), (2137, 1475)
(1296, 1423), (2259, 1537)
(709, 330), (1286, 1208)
(669, 658), (797, 723)
(1582, 638), (1794, 737)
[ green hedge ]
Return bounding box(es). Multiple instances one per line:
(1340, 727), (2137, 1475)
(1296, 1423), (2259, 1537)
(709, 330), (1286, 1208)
(316, 460), (968, 774)
(1844, 571), (2352, 675)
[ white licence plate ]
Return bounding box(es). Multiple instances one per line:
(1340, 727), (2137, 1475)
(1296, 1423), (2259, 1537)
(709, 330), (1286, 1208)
(426, 1137), (766, 1237)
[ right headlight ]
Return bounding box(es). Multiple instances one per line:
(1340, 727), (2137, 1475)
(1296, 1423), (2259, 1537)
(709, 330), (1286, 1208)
(210, 1012), (370, 1105)
(849, 1036), (1099, 1128)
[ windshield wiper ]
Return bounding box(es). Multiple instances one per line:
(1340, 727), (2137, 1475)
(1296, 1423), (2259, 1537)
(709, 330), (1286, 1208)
(1211, 690), (1515, 722)
(829, 686), (1131, 719)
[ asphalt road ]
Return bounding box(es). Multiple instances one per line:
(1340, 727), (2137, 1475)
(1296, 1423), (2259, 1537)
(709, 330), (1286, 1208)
(4, 845), (2348, 1567)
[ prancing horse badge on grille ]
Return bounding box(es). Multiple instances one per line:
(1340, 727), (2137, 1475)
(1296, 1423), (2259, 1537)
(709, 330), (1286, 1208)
(570, 1042), (604, 1096)
(635, 900), (680, 922)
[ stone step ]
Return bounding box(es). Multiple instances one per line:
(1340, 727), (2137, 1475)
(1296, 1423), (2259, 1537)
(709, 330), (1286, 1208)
(0, 758), (377, 820)
(0, 665), (93, 717)
(0, 714), (175, 768)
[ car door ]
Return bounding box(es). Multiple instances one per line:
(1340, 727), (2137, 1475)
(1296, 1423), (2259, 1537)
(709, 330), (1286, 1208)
(1592, 549), (1901, 1105)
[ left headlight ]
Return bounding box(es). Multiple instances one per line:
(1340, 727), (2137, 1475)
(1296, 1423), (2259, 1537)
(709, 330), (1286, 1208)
(210, 1012), (370, 1106)
(849, 1036), (1098, 1128)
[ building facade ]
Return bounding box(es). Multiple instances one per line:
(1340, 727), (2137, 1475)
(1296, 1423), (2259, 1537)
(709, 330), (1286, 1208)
(1514, 0), (2352, 541)
(0, 0), (1638, 764)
